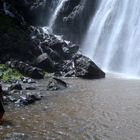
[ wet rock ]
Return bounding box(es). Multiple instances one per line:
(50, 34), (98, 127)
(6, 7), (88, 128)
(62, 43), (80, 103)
(60, 60), (75, 74)
(64, 70), (75, 77)
(22, 77), (36, 84)
(27, 78), (36, 84)
(25, 86), (36, 90)
(21, 95), (35, 104)
(54, 0), (98, 44)
(15, 96), (33, 106)
(63, 44), (79, 60)
(15, 92), (42, 106)
(74, 54), (105, 79)
(7, 60), (45, 79)
(26, 67), (44, 79)
(47, 78), (67, 91)
(26, 92), (42, 101)
(8, 82), (22, 91)
(3, 96), (9, 105)
(2, 88), (10, 96)
(41, 46), (62, 62)
(22, 77), (30, 83)
(46, 39), (64, 57)
(15, 99), (28, 106)
(9, 90), (21, 95)
(35, 53), (55, 72)
(4, 132), (31, 140)
(7, 96), (17, 102)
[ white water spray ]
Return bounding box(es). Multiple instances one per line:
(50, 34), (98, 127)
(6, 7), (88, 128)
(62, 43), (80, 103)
(49, 0), (67, 30)
(82, 0), (140, 77)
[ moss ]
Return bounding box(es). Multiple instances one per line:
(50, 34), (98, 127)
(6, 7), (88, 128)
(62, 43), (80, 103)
(0, 64), (23, 82)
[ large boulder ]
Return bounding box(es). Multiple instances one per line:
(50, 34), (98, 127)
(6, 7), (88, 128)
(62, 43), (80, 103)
(41, 38), (79, 61)
(7, 60), (44, 79)
(41, 40), (64, 61)
(35, 53), (55, 72)
(74, 54), (105, 79)
(47, 77), (67, 91)
(63, 44), (79, 60)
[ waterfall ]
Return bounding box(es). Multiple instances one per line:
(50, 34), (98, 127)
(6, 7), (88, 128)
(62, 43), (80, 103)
(82, 0), (140, 77)
(48, 0), (67, 30)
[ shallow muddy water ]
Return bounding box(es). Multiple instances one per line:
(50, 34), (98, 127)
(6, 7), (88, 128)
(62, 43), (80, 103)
(1, 77), (140, 140)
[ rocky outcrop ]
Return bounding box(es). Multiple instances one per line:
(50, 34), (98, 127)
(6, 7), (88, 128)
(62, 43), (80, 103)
(2, 81), (42, 106)
(1, 0), (48, 25)
(47, 77), (67, 91)
(74, 54), (105, 79)
(35, 53), (55, 72)
(0, 12), (105, 79)
(7, 61), (45, 79)
(0, 1), (105, 80)
(53, 0), (98, 44)
(1, 0), (98, 44)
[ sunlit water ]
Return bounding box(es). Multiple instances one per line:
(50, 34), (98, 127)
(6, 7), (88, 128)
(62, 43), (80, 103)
(82, 0), (140, 77)
(1, 78), (140, 140)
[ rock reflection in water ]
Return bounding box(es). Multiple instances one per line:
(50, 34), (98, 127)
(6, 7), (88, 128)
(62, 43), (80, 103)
(1, 78), (140, 140)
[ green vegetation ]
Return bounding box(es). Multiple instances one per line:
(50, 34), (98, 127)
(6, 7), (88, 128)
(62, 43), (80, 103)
(0, 64), (23, 82)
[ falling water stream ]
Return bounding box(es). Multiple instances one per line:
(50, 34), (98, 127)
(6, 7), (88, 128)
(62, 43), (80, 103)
(82, 0), (140, 78)
(48, 0), (67, 30)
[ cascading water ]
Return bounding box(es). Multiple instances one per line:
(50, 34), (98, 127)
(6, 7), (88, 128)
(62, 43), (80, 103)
(48, 0), (67, 30)
(82, 0), (140, 77)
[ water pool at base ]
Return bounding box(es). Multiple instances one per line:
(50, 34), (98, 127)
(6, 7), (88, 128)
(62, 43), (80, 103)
(1, 78), (140, 140)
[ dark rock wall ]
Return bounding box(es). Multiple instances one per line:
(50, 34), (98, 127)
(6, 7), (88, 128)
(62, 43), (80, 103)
(53, 0), (98, 44)
(0, 0), (105, 79)
(0, 0), (98, 61)
(3, 0), (48, 25)
(0, 13), (41, 63)
(1, 0), (98, 44)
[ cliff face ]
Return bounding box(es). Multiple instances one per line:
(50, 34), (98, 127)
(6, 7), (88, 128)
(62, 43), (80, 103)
(0, 0), (105, 79)
(1, 0), (98, 44)
(1, 0), (48, 25)
(0, 0), (98, 58)
(53, 0), (98, 44)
